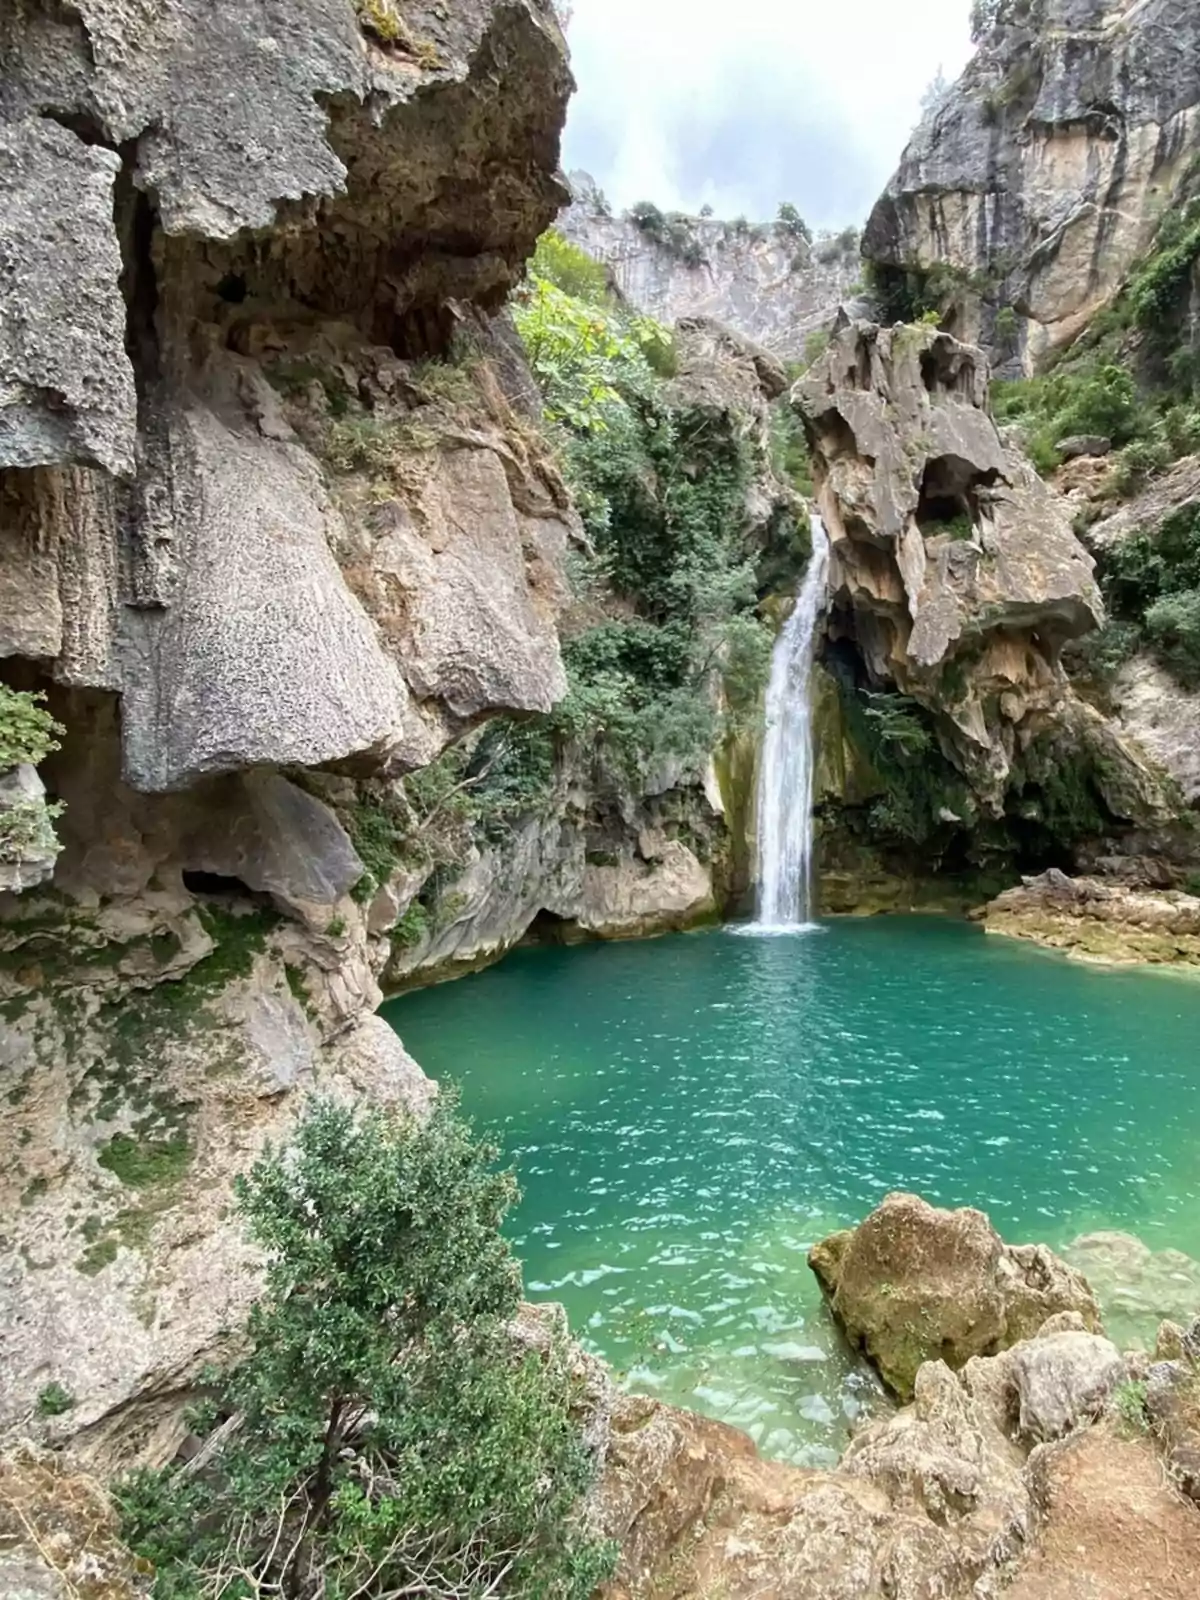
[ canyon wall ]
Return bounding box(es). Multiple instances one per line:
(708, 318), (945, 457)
(561, 178), (863, 362)
(864, 0), (1200, 370)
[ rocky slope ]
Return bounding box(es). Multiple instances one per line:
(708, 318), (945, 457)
(864, 0), (1200, 371)
(561, 178), (862, 362)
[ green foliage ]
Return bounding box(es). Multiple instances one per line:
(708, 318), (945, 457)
(1088, 504), (1200, 686)
(861, 693), (933, 757)
(0, 797), (63, 864)
(391, 900), (430, 951)
(97, 1130), (192, 1190)
(1113, 1378), (1149, 1431)
(529, 230), (611, 306)
(36, 1381), (75, 1417)
(116, 1097), (609, 1600)
(1145, 589), (1200, 685)
(627, 203), (704, 266)
(513, 276), (669, 434)
(0, 686), (63, 771)
(992, 363), (1145, 472)
(775, 203), (812, 244)
(1126, 199), (1200, 333)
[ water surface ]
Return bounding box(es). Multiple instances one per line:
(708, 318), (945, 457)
(383, 917), (1200, 1464)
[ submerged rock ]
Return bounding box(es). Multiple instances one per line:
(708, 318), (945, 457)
(808, 1192), (1101, 1399)
(977, 870), (1200, 966)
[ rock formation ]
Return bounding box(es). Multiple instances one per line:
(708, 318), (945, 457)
(809, 1192), (1101, 1399)
(975, 867), (1200, 964)
(561, 179), (862, 362)
(864, 0), (1200, 370)
(795, 319), (1170, 828)
(589, 1306), (1200, 1599)
(0, 0), (577, 1457)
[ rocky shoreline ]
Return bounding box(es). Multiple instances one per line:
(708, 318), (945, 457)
(9, 1193), (1198, 1599)
(974, 869), (1200, 969)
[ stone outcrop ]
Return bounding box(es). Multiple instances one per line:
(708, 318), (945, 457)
(976, 868), (1200, 963)
(561, 180), (862, 361)
(794, 320), (1171, 822)
(864, 0), (1200, 370)
(590, 1311), (1200, 1599)
(809, 1192), (1101, 1399)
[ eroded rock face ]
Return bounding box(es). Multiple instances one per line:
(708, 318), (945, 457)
(809, 1192), (1101, 1399)
(977, 868), (1200, 965)
(0, 0), (574, 789)
(561, 183), (862, 362)
(0, 0), (569, 1461)
(864, 0), (1200, 370)
(792, 320), (1171, 820)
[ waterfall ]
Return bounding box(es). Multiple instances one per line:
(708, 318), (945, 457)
(751, 515), (830, 931)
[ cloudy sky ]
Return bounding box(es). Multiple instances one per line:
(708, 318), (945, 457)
(561, 0), (974, 230)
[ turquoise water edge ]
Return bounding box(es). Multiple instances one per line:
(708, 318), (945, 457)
(382, 917), (1200, 1466)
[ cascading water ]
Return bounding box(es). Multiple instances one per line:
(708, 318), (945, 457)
(750, 515), (830, 931)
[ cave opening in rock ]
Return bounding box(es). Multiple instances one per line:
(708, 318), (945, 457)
(182, 869), (256, 899)
(916, 455), (998, 537)
(523, 908), (576, 947)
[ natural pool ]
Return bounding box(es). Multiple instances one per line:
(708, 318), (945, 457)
(382, 916), (1200, 1465)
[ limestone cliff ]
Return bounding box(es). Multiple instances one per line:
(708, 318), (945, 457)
(561, 179), (862, 362)
(0, 0), (578, 1460)
(864, 0), (1200, 370)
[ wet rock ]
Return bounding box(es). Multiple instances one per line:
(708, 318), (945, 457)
(809, 1192), (1101, 1399)
(978, 873), (1200, 968)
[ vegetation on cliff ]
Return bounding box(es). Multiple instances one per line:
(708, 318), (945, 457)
(116, 1096), (609, 1600)
(511, 230), (779, 781)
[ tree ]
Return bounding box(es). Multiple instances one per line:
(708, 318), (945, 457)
(920, 68), (952, 116)
(775, 202), (812, 245)
(117, 1096), (610, 1600)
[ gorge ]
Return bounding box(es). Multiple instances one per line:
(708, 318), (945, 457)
(2, 0), (1200, 1597)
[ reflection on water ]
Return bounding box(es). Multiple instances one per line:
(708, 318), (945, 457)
(383, 916), (1200, 1465)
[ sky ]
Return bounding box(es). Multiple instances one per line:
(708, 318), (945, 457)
(560, 0), (975, 231)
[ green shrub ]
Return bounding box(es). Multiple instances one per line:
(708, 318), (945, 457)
(116, 1097), (611, 1600)
(775, 202), (812, 244)
(0, 686), (63, 771)
(0, 797), (63, 864)
(36, 1381), (75, 1417)
(528, 230), (611, 306)
(1144, 589), (1200, 685)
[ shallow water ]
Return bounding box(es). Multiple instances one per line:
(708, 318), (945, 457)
(382, 917), (1200, 1465)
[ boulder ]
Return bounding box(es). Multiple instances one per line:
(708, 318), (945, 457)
(1055, 435), (1112, 462)
(1009, 1330), (1125, 1443)
(808, 1192), (1101, 1398)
